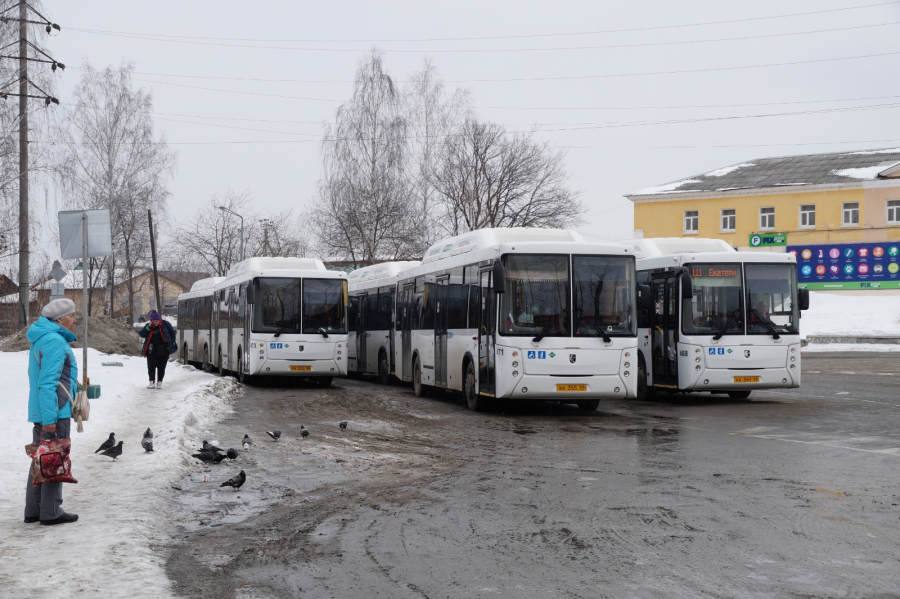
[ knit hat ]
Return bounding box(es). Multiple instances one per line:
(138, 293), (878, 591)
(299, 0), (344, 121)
(42, 298), (76, 321)
(149, 310), (161, 321)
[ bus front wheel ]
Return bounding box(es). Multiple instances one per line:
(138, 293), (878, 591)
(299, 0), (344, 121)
(319, 376), (334, 387)
(577, 400), (600, 411)
(464, 360), (488, 411)
(727, 390), (751, 399)
(378, 351), (391, 385)
(217, 349), (226, 376)
(413, 357), (429, 398)
(203, 346), (212, 373)
(636, 358), (656, 401)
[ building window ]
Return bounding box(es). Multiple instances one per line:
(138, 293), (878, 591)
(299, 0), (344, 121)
(887, 199), (900, 224)
(759, 207), (775, 230)
(842, 202), (859, 226)
(799, 204), (816, 228)
(684, 210), (698, 234)
(720, 209), (735, 232)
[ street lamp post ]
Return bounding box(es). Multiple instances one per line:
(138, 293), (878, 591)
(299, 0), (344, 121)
(218, 206), (244, 262)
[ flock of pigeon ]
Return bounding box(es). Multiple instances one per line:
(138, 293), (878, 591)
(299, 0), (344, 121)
(92, 421), (350, 493)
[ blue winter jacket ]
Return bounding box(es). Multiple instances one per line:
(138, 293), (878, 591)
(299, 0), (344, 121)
(27, 316), (78, 425)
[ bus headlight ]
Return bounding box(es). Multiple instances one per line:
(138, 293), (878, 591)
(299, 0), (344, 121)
(624, 362), (630, 368)
(695, 357), (701, 363)
(624, 371), (630, 377)
(512, 370), (519, 377)
(790, 364), (795, 370)
(512, 361), (518, 367)
(695, 365), (701, 371)
(790, 356), (795, 362)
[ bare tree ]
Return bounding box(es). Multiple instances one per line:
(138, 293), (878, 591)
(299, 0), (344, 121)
(312, 51), (420, 264)
(56, 62), (176, 321)
(433, 117), (583, 235)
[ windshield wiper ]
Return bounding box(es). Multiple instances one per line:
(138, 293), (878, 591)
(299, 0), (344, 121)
(273, 326), (287, 339)
(533, 308), (567, 343)
(749, 308), (780, 340)
(576, 307), (611, 342)
(712, 307), (742, 341)
(318, 327), (330, 339)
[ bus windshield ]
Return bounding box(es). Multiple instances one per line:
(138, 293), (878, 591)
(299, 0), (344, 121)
(253, 278), (301, 333)
(499, 254), (570, 337)
(682, 263), (743, 335)
(746, 263), (798, 335)
(302, 279), (347, 334)
(573, 255), (635, 337)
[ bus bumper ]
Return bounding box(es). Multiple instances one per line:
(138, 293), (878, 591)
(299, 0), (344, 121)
(507, 374), (630, 400)
(692, 367), (799, 390)
(256, 359), (345, 377)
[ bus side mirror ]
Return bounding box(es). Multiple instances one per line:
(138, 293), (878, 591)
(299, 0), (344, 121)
(637, 283), (652, 311)
(492, 260), (506, 294)
(680, 269), (693, 300)
(246, 284), (255, 304)
(798, 288), (810, 311)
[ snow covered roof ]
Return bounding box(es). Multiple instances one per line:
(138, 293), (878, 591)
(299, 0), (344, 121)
(628, 148), (900, 198)
(348, 261), (420, 284)
(421, 228), (585, 265)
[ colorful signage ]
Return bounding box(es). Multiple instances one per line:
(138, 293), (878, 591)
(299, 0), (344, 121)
(750, 232), (787, 247)
(788, 243), (900, 290)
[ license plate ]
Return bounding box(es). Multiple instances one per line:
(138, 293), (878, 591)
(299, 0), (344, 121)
(556, 384), (587, 392)
(733, 376), (760, 383)
(290, 365), (312, 371)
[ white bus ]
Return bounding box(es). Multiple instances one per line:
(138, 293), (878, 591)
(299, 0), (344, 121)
(177, 257), (349, 385)
(347, 261), (420, 383)
(631, 238), (809, 400)
(394, 228), (639, 411)
(177, 276), (224, 368)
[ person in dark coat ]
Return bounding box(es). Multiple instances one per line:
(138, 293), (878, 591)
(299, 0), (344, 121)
(139, 310), (177, 389)
(25, 298), (79, 525)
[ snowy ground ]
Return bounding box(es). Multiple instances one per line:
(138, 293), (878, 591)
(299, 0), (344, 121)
(801, 291), (900, 352)
(0, 349), (236, 597)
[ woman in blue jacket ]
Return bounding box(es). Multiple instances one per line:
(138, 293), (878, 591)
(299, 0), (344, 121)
(139, 310), (177, 389)
(25, 298), (80, 526)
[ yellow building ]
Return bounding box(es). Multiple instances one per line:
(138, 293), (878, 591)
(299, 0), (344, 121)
(627, 149), (900, 291)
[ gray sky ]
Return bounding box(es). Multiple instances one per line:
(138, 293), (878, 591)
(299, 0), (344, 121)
(41, 0), (900, 247)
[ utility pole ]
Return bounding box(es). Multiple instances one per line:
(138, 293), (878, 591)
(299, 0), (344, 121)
(17, 0), (28, 330)
(148, 210), (162, 317)
(0, 1), (63, 330)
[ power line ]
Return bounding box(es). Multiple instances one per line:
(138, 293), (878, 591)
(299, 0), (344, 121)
(64, 20), (900, 53)
(65, 1), (900, 43)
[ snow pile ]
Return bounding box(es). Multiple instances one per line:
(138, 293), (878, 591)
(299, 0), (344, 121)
(801, 291), (900, 352)
(831, 165), (891, 180)
(0, 349), (235, 596)
(705, 162), (755, 177)
(633, 178), (702, 195)
(1, 315), (143, 356)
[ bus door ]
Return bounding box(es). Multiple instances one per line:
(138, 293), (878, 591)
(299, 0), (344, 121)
(192, 301), (199, 360)
(477, 269), (496, 396)
(357, 293), (368, 372)
(388, 288), (397, 374)
(400, 283), (414, 381)
(226, 288), (236, 370)
(650, 275), (679, 387)
(212, 291), (221, 366)
(240, 284), (249, 374)
(434, 276), (449, 387)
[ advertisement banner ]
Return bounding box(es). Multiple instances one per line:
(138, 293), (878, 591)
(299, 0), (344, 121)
(749, 232), (787, 247)
(788, 242), (900, 290)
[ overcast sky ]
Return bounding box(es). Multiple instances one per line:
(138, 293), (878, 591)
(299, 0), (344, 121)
(39, 0), (900, 248)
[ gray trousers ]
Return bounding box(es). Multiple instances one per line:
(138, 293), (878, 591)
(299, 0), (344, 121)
(25, 418), (71, 521)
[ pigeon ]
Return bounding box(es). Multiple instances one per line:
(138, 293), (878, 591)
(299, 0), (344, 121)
(100, 440), (124, 461)
(339, 421), (347, 430)
(266, 430), (281, 441)
(219, 470), (246, 492)
(300, 426), (309, 439)
(202, 440), (223, 454)
(191, 451), (217, 464)
(213, 452), (228, 464)
(242, 434), (252, 449)
(95, 432), (116, 454)
(226, 448), (238, 460)
(141, 428), (154, 453)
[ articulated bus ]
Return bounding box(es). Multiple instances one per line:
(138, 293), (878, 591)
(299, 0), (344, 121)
(177, 257), (349, 385)
(347, 261), (420, 383)
(630, 238), (809, 400)
(394, 228), (639, 411)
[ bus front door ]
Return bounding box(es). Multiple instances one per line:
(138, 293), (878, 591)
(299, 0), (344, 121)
(192, 302), (199, 361)
(650, 275), (679, 388)
(478, 270), (496, 397)
(212, 291), (220, 368)
(434, 276), (449, 387)
(357, 293), (368, 373)
(226, 288), (235, 371)
(401, 283), (414, 382)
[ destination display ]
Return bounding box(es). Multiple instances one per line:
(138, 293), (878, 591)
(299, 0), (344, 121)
(788, 242), (900, 290)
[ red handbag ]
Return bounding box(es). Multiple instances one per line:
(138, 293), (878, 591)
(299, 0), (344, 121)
(25, 435), (78, 486)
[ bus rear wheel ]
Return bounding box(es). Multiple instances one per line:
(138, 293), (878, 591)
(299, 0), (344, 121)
(319, 376), (334, 387)
(378, 351), (391, 385)
(576, 400), (600, 411)
(413, 356), (429, 398)
(464, 360), (488, 411)
(727, 390), (751, 399)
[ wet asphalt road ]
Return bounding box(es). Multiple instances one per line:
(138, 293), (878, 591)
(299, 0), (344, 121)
(165, 352), (900, 598)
